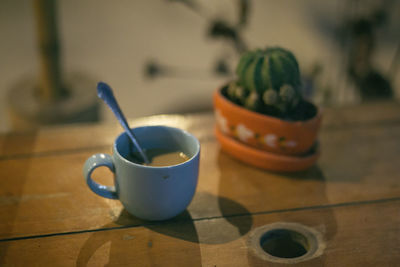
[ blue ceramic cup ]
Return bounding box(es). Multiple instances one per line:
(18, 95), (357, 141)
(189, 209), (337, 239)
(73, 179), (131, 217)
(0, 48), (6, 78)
(83, 125), (200, 221)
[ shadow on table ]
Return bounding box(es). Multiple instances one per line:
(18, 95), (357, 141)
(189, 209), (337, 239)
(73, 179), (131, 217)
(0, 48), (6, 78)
(248, 165), (338, 266)
(75, 211), (203, 267)
(148, 191), (253, 244)
(76, 192), (252, 266)
(215, 150), (338, 265)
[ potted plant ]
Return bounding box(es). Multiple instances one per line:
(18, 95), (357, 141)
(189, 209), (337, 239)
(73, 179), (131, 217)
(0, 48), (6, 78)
(213, 47), (322, 171)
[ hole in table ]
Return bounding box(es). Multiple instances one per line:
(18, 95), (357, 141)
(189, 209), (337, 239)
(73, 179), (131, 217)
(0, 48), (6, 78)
(260, 229), (308, 258)
(248, 222), (324, 264)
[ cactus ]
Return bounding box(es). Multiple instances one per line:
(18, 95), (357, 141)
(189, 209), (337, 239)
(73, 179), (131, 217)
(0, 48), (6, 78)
(226, 47), (304, 119)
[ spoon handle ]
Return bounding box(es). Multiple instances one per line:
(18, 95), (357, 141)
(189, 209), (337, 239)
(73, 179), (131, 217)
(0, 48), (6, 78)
(97, 82), (149, 164)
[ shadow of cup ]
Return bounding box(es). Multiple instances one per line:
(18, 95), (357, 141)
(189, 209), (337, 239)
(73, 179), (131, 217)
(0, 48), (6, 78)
(76, 190), (253, 267)
(146, 191), (253, 244)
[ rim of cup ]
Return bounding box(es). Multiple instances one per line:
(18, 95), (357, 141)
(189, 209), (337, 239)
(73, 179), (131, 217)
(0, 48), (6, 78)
(113, 125), (201, 169)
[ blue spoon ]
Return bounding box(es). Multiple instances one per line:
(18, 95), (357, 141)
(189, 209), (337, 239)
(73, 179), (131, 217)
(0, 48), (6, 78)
(97, 82), (149, 164)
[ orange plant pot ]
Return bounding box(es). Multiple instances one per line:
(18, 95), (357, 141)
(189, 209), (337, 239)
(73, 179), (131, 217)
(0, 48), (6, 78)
(213, 86), (322, 156)
(215, 127), (320, 172)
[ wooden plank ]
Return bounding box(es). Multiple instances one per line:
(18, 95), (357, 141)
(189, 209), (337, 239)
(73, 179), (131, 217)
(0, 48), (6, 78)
(0, 124), (116, 158)
(1, 101), (400, 158)
(1, 200), (398, 266)
(0, 114), (214, 158)
(321, 100), (400, 128)
(1, 121), (400, 239)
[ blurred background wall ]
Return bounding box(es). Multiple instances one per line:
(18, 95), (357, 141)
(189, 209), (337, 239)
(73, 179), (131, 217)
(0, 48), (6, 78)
(0, 0), (399, 132)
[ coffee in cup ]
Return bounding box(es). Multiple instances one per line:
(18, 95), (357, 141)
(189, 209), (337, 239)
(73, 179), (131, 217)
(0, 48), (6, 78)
(126, 148), (190, 167)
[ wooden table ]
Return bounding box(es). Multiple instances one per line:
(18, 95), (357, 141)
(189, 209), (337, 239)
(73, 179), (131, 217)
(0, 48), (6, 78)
(1, 101), (400, 266)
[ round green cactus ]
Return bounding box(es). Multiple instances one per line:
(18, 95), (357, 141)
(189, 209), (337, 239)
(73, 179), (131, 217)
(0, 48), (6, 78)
(228, 47), (303, 117)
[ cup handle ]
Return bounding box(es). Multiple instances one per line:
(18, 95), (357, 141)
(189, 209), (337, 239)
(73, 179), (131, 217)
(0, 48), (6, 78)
(83, 153), (118, 199)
